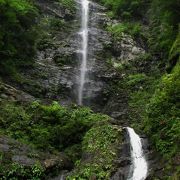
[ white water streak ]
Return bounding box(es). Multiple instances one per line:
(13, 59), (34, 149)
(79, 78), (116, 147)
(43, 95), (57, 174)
(127, 127), (148, 180)
(78, 0), (89, 105)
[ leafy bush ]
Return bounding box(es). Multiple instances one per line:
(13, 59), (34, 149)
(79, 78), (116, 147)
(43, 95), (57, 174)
(58, 0), (76, 13)
(97, 0), (148, 19)
(0, 101), (114, 178)
(0, 0), (39, 75)
(147, 0), (179, 60)
(168, 30), (180, 71)
(68, 123), (122, 179)
(107, 22), (142, 39)
(0, 162), (45, 179)
(127, 73), (147, 86)
(0, 101), (109, 151)
(144, 63), (180, 157)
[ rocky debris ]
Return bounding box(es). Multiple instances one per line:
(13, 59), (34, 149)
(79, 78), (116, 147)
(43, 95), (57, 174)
(0, 135), (72, 172)
(111, 33), (145, 65)
(0, 81), (34, 103)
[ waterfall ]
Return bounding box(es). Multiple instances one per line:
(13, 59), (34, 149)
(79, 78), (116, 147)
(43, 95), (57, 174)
(76, 2), (149, 178)
(78, 0), (89, 105)
(126, 127), (148, 180)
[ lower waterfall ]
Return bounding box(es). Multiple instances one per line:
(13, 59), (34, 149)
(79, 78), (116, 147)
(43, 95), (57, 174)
(126, 127), (148, 180)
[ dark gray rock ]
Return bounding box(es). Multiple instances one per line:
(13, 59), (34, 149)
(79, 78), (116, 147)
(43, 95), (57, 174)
(0, 135), (72, 173)
(0, 81), (34, 103)
(12, 155), (36, 166)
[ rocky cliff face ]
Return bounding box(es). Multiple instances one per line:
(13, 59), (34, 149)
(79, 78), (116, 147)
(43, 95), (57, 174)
(0, 0), (156, 179)
(9, 0), (80, 105)
(7, 0), (144, 114)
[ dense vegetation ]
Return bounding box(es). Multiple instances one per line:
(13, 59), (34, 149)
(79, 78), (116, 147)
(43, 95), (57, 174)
(0, 101), (108, 152)
(0, 0), (39, 76)
(0, 102), (120, 179)
(104, 0), (179, 58)
(145, 63), (180, 157)
(68, 123), (122, 179)
(100, 0), (180, 177)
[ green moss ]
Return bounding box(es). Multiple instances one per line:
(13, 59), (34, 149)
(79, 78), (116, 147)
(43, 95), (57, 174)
(68, 123), (122, 179)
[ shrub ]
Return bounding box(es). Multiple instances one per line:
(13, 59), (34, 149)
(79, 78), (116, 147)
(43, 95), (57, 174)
(107, 22), (142, 39)
(127, 73), (147, 86)
(144, 63), (180, 157)
(0, 101), (109, 151)
(0, 0), (39, 75)
(98, 0), (148, 19)
(68, 123), (122, 179)
(58, 0), (76, 13)
(0, 162), (45, 179)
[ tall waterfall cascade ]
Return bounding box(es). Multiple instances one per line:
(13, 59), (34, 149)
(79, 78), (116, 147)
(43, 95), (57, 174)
(76, 1), (149, 179)
(127, 127), (148, 180)
(78, 0), (89, 105)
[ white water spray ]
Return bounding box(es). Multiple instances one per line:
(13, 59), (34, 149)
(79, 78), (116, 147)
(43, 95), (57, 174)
(78, 0), (89, 105)
(127, 127), (148, 180)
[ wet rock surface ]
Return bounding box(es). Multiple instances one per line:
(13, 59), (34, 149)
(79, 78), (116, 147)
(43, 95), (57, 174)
(110, 129), (131, 180)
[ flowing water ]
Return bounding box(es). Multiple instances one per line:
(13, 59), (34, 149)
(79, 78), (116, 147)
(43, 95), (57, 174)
(78, 0), (89, 105)
(76, 1), (149, 179)
(126, 127), (148, 180)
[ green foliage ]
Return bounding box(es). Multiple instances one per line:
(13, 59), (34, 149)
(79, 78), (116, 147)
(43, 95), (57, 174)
(58, 0), (76, 13)
(0, 101), (109, 151)
(31, 162), (45, 178)
(0, 0), (39, 75)
(169, 31), (180, 60)
(103, 0), (179, 67)
(68, 123), (122, 179)
(0, 162), (45, 179)
(98, 0), (148, 19)
(147, 0), (179, 59)
(0, 101), (115, 178)
(127, 73), (147, 86)
(168, 30), (180, 70)
(107, 22), (142, 39)
(144, 63), (180, 157)
(127, 72), (160, 130)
